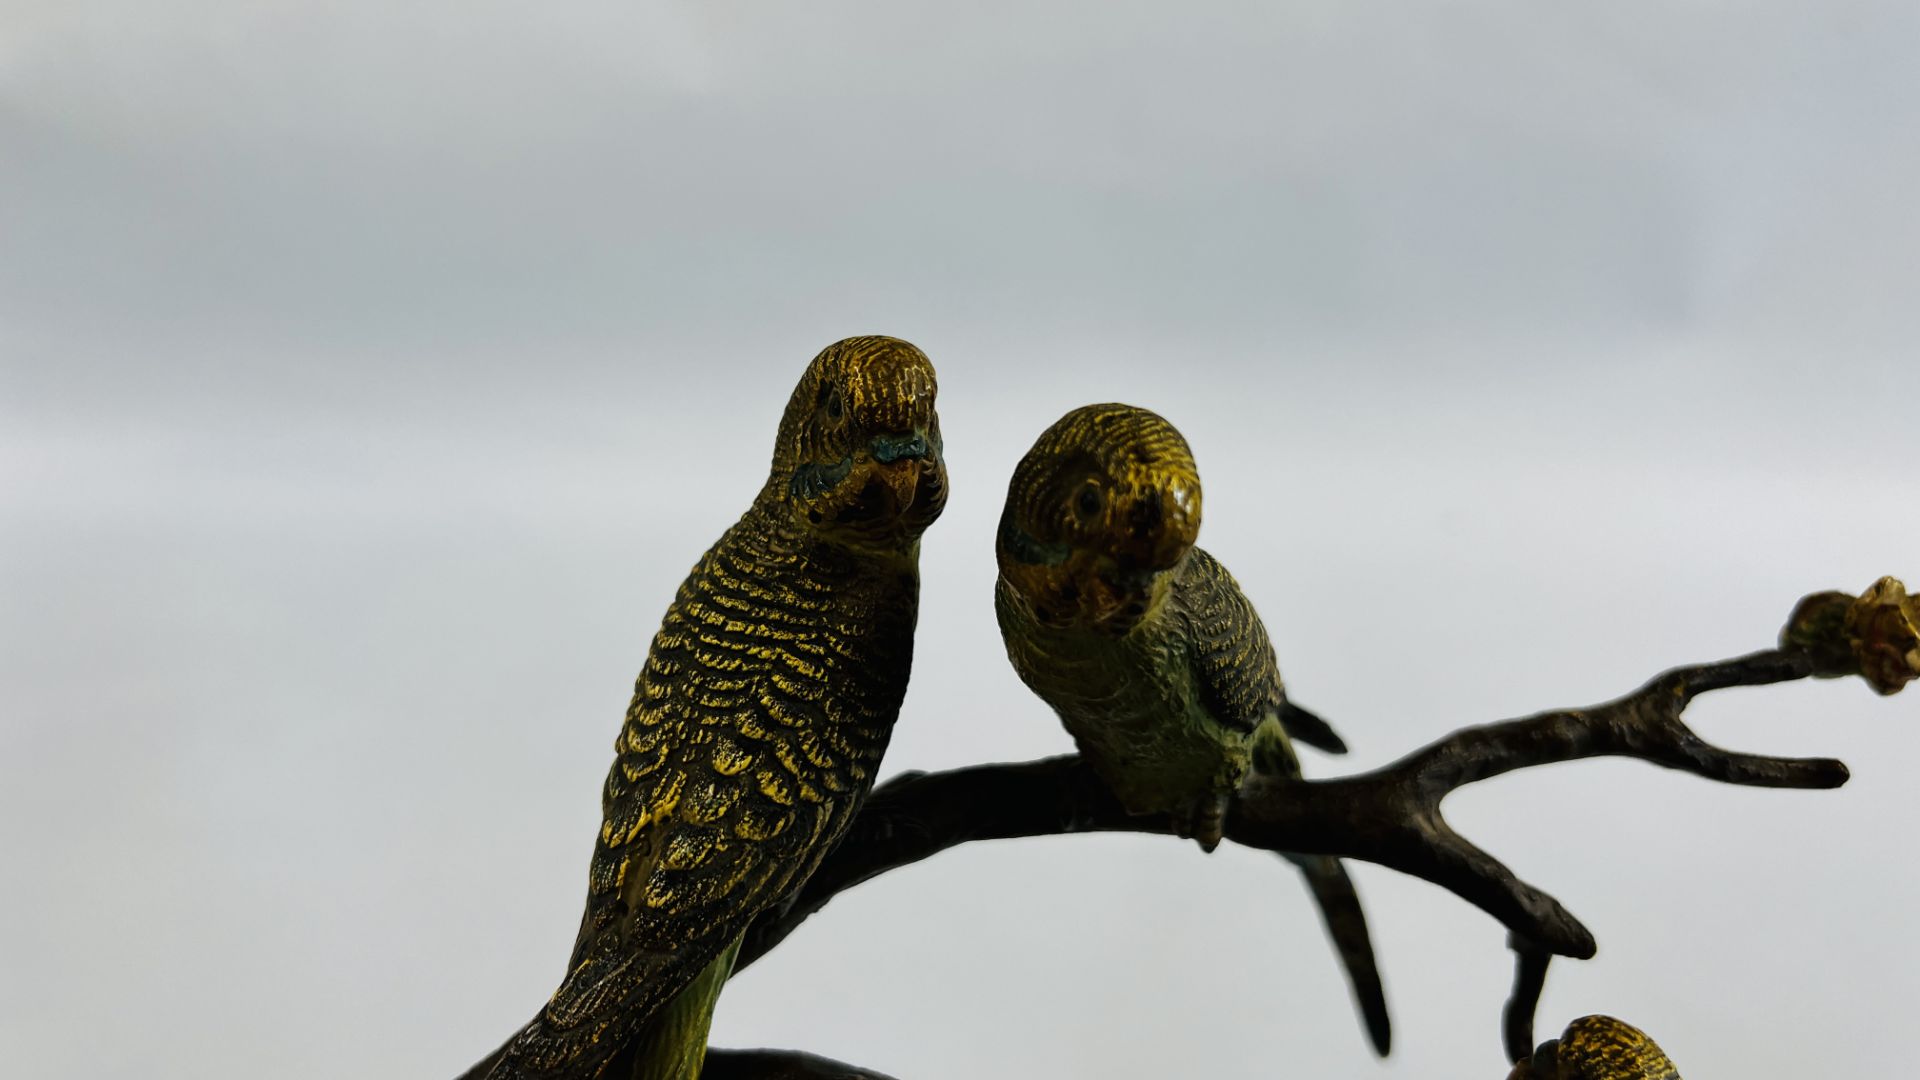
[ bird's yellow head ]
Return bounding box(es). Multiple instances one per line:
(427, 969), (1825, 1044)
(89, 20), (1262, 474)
(997, 403), (1201, 635)
(1507, 1015), (1680, 1080)
(767, 335), (946, 550)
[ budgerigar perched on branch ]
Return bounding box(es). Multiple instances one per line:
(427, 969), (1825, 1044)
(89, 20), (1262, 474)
(465, 336), (947, 1080)
(992, 402), (1390, 1054)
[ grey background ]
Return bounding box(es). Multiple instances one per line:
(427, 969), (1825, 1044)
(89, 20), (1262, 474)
(3, 3), (1916, 1077)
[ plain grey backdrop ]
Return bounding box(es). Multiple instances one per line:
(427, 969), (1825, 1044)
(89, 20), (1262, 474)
(4, 2), (1916, 1077)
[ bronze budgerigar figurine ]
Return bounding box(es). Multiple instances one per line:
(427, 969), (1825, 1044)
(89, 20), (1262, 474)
(1509, 1015), (1683, 1079)
(992, 402), (1391, 1054)
(466, 337), (947, 1080)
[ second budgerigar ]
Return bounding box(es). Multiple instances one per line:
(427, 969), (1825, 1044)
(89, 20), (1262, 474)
(993, 402), (1391, 1055)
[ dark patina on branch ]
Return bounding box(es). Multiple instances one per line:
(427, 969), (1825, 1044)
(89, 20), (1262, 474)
(741, 578), (1918, 973)
(704, 1048), (901, 1080)
(1503, 934), (1555, 1063)
(710, 580), (1912, 1078)
(1492, 576), (1918, 1064)
(738, 647), (1837, 967)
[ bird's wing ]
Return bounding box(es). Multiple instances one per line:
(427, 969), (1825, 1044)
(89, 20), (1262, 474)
(1173, 547), (1347, 754)
(484, 691), (835, 1079)
(1174, 551), (1390, 1054)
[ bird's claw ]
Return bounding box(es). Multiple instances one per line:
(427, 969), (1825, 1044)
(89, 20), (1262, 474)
(1171, 792), (1229, 853)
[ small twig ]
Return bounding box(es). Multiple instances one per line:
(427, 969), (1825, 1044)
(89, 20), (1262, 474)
(1502, 934), (1554, 1064)
(741, 645), (1852, 969)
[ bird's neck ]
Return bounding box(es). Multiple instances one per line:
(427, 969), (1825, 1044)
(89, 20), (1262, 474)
(735, 497), (920, 580)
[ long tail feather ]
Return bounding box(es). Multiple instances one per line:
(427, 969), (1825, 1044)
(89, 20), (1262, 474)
(1284, 853), (1392, 1056)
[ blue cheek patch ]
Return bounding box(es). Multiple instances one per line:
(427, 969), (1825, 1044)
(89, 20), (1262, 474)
(1000, 519), (1070, 567)
(789, 456), (854, 500)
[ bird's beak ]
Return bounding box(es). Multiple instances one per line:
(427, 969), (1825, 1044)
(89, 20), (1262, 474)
(1112, 478), (1201, 575)
(868, 430), (936, 514)
(878, 458), (923, 513)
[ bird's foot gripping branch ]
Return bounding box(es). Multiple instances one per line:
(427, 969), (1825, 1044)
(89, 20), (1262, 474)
(725, 577), (1914, 1073)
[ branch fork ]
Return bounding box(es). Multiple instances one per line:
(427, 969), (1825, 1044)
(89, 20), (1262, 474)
(714, 577), (1911, 1074)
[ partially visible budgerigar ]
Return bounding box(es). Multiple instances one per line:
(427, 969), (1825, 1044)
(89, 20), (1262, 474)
(463, 336), (947, 1080)
(1508, 1015), (1683, 1079)
(993, 402), (1390, 1055)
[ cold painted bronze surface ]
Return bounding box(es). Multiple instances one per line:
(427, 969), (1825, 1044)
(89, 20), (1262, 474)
(1782, 576), (1919, 694)
(991, 403), (1389, 1054)
(1850, 577), (1920, 694)
(724, 584), (1902, 1076)
(466, 337), (945, 1080)
(1507, 1015), (1681, 1079)
(994, 404), (1345, 824)
(454, 369), (1904, 1080)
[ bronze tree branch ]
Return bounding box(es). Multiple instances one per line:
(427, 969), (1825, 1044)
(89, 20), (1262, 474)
(1503, 934), (1555, 1064)
(714, 578), (1911, 1079)
(742, 577), (1917, 972)
(735, 651), (1839, 966)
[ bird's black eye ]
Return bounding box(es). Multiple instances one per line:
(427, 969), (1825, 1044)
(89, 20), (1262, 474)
(1073, 483), (1103, 520)
(825, 390), (845, 422)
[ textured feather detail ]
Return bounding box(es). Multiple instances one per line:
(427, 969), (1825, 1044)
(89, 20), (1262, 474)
(1175, 549), (1346, 756)
(1511, 1015), (1683, 1079)
(993, 401), (1386, 1057)
(1176, 552), (1388, 1054)
(1174, 548), (1283, 736)
(1556, 1015), (1681, 1079)
(479, 513), (918, 1079)
(467, 336), (940, 1080)
(615, 938), (742, 1080)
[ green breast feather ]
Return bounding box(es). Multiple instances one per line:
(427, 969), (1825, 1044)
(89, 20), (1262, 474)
(998, 547), (1296, 814)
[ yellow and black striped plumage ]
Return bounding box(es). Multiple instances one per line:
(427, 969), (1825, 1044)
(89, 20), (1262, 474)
(993, 403), (1389, 1054)
(1508, 1015), (1682, 1079)
(467, 336), (946, 1080)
